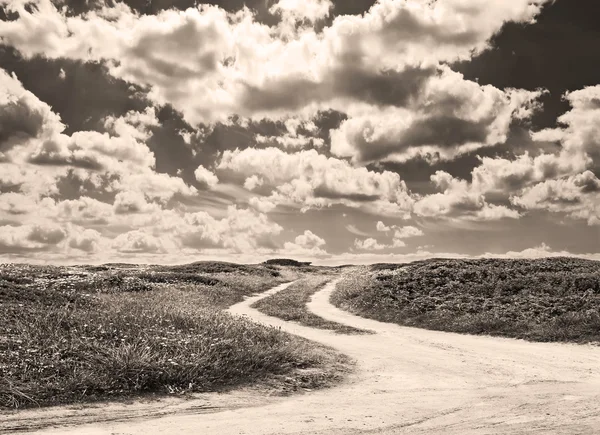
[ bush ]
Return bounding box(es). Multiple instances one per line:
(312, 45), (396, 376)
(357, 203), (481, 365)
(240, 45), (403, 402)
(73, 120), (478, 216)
(264, 259), (312, 267)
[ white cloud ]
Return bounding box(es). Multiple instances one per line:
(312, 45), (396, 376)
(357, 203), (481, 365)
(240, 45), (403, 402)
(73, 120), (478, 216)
(511, 171), (600, 225)
(293, 230), (325, 249)
(194, 165), (219, 188)
(0, 222), (66, 250)
(346, 224), (371, 237)
(249, 196), (277, 213)
(376, 221), (391, 232)
(414, 170), (521, 221)
(113, 191), (158, 215)
(218, 147), (414, 215)
(112, 230), (165, 254)
(178, 206), (283, 253)
(0, 0), (548, 162)
(270, 0), (333, 24)
(244, 175), (264, 191)
(0, 70), (198, 204)
(393, 226), (424, 239)
(354, 237), (387, 251)
(329, 69), (542, 163)
(68, 227), (103, 253)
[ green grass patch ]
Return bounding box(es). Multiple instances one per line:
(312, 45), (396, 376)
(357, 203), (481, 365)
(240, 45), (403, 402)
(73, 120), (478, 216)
(332, 258), (600, 343)
(252, 275), (370, 334)
(0, 263), (349, 409)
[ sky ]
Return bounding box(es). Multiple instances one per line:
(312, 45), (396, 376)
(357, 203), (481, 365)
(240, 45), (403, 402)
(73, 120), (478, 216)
(0, 0), (599, 265)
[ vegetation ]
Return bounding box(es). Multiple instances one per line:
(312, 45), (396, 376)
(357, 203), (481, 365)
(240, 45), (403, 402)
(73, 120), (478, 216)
(332, 258), (600, 343)
(252, 275), (370, 335)
(0, 263), (349, 409)
(264, 259), (312, 267)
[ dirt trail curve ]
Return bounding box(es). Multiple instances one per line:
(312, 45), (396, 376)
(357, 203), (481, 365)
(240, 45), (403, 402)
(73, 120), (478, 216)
(4, 279), (600, 434)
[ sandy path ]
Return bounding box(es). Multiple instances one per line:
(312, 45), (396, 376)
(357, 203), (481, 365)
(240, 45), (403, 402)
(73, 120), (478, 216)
(3, 279), (600, 434)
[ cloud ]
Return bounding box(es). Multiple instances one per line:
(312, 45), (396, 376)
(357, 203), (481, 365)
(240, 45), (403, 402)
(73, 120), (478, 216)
(218, 147), (414, 215)
(194, 165), (219, 188)
(0, 69), (63, 157)
(0, 222), (67, 252)
(0, 71), (198, 204)
(413, 170), (521, 221)
(376, 221), (391, 232)
(346, 224), (371, 237)
(329, 70), (542, 163)
(113, 191), (158, 215)
(511, 171), (600, 225)
(68, 227), (102, 253)
(325, 244), (600, 266)
(56, 197), (113, 225)
(0, 0), (548, 163)
(244, 175), (263, 191)
(292, 230), (325, 249)
(393, 225), (424, 239)
(270, 0), (333, 25)
(248, 196), (276, 213)
(112, 230), (165, 254)
(354, 237), (387, 251)
(178, 206), (283, 253)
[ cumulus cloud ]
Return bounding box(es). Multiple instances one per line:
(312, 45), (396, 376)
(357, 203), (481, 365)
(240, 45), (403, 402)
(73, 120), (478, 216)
(68, 228), (103, 253)
(218, 147), (414, 216)
(270, 0), (333, 24)
(283, 229), (328, 257)
(511, 171), (600, 225)
(248, 196), (277, 213)
(3, 0), (597, 265)
(244, 175), (264, 191)
(112, 230), (165, 254)
(394, 226), (424, 239)
(0, 0), (548, 165)
(0, 70), (198, 204)
(194, 165), (219, 189)
(56, 197), (113, 225)
(0, 69), (63, 157)
(113, 191), (158, 215)
(414, 170), (521, 221)
(376, 221), (391, 232)
(329, 70), (542, 163)
(0, 222), (66, 252)
(292, 230), (325, 249)
(354, 237), (387, 251)
(373, 221), (424, 246)
(178, 206), (283, 253)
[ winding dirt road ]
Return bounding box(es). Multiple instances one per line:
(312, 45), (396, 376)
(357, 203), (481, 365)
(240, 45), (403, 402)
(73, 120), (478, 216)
(3, 279), (600, 434)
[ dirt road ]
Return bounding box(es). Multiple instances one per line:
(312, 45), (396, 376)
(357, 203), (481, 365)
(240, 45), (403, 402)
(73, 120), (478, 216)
(4, 279), (600, 434)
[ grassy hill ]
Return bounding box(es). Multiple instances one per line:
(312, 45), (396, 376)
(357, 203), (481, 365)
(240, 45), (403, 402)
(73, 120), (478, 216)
(0, 263), (347, 409)
(332, 258), (600, 343)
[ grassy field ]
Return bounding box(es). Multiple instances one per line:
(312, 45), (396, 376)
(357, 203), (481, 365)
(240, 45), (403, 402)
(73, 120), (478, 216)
(252, 274), (370, 335)
(332, 258), (600, 343)
(0, 262), (350, 409)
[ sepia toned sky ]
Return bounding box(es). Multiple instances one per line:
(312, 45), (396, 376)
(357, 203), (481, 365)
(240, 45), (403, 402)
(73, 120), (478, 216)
(0, 0), (599, 265)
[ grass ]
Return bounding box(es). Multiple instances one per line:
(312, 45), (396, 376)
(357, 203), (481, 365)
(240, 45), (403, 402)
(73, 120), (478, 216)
(0, 263), (350, 409)
(252, 275), (370, 334)
(332, 258), (600, 343)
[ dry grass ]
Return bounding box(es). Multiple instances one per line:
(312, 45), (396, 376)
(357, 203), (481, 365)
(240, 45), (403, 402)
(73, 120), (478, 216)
(252, 275), (370, 334)
(332, 258), (600, 343)
(0, 263), (348, 409)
